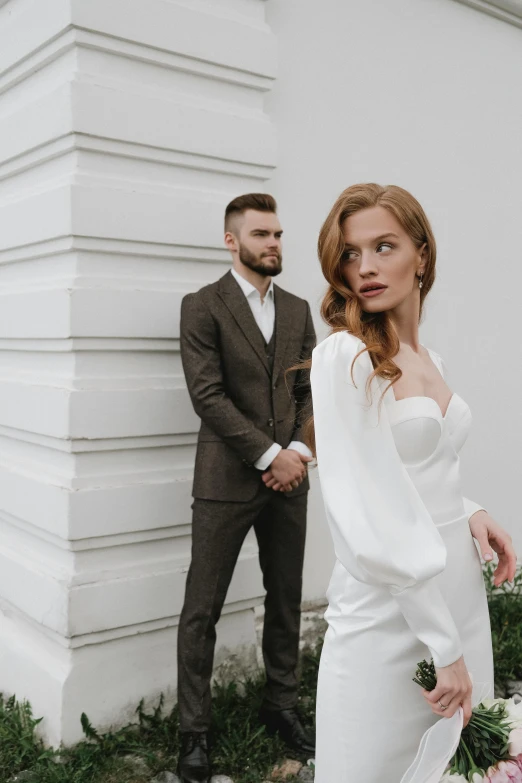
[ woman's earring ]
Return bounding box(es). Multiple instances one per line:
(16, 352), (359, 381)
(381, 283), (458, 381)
(418, 273), (424, 289)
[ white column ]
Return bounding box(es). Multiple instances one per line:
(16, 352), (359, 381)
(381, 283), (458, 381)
(0, 0), (276, 745)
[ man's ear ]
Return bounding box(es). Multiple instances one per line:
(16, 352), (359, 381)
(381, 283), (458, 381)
(224, 231), (238, 252)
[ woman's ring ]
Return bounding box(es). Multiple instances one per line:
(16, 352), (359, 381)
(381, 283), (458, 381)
(438, 700), (448, 711)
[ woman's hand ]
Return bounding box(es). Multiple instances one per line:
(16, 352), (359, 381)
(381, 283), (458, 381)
(423, 656), (473, 726)
(469, 511), (517, 587)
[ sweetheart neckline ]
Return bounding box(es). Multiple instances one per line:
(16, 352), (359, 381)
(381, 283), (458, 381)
(388, 346), (457, 421)
(389, 392), (457, 421)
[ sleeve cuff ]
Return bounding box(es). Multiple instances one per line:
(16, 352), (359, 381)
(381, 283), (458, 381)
(391, 578), (463, 668)
(254, 443), (281, 471)
(463, 497), (486, 521)
(288, 440), (313, 459)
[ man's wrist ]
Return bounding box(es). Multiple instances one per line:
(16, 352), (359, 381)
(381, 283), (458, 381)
(288, 440), (313, 459)
(254, 443), (281, 471)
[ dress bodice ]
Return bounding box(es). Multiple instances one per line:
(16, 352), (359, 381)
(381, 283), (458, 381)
(386, 392), (473, 526)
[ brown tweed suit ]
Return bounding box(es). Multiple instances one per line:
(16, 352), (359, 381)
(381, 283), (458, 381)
(177, 270), (316, 732)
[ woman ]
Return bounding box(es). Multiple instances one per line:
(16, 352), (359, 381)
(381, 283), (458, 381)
(310, 184), (517, 782)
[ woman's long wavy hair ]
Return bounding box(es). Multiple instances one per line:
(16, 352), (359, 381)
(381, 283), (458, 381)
(302, 183), (437, 454)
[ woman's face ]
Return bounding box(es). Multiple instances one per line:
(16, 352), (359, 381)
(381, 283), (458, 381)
(341, 206), (426, 313)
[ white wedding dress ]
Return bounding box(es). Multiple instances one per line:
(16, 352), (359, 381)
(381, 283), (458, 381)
(312, 331), (494, 783)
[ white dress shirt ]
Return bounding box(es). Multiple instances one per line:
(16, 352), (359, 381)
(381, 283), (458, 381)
(230, 267), (312, 470)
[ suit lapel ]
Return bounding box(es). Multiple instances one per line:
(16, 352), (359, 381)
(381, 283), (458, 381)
(272, 285), (293, 384)
(217, 272), (270, 374)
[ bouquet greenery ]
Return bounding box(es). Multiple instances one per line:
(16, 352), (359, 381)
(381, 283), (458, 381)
(414, 659), (522, 782)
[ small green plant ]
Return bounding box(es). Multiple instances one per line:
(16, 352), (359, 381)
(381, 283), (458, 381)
(0, 641), (322, 782)
(0, 694), (53, 779)
(0, 565), (519, 782)
(484, 562), (522, 688)
(211, 678), (285, 782)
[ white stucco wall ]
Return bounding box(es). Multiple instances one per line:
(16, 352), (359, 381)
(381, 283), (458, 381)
(0, 0), (276, 744)
(266, 0), (522, 599)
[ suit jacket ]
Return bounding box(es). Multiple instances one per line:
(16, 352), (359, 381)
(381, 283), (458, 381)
(180, 270), (316, 502)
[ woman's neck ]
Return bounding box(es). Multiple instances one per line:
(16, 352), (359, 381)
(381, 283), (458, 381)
(389, 295), (422, 352)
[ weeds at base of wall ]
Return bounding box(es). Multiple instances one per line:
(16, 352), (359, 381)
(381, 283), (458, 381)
(0, 643), (322, 783)
(1, 565), (521, 783)
(484, 562), (522, 687)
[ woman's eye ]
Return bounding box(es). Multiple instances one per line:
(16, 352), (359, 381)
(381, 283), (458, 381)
(342, 250), (356, 261)
(377, 243), (393, 253)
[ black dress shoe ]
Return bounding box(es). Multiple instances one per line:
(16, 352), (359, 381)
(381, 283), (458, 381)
(259, 706), (315, 756)
(177, 731), (211, 783)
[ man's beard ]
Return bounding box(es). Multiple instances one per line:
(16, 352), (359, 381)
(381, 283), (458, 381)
(239, 243), (282, 277)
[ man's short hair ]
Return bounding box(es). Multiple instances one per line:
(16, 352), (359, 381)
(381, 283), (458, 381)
(224, 193), (277, 233)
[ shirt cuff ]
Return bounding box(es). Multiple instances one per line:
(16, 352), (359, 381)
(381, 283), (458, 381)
(254, 443), (282, 471)
(288, 440), (313, 459)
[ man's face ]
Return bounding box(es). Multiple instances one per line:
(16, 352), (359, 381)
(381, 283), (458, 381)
(226, 210), (283, 277)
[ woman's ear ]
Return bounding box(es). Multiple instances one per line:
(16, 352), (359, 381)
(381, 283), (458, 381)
(418, 242), (428, 274)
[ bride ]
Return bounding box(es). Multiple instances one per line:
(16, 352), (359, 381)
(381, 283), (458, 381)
(310, 184), (517, 782)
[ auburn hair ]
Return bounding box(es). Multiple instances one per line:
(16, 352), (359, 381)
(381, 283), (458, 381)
(304, 183), (437, 454)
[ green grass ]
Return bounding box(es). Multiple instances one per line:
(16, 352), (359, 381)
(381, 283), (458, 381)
(0, 643), (321, 783)
(484, 562), (522, 687)
(1, 565), (520, 783)
(0, 695), (53, 778)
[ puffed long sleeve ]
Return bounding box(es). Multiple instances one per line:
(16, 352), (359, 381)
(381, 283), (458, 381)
(311, 332), (462, 668)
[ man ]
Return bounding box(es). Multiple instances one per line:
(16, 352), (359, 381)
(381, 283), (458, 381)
(177, 193), (316, 783)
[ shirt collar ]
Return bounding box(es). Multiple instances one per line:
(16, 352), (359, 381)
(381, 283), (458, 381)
(231, 268), (274, 301)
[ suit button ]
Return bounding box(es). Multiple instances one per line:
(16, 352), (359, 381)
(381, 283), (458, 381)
(268, 418), (274, 427)
(272, 382), (277, 390)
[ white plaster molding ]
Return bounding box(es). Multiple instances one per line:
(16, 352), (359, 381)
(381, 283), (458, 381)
(1, 590), (261, 649)
(74, 29), (273, 90)
(0, 134), (274, 184)
(0, 423), (197, 457)
(0, 28), (76, 96)
(0, 465), (196, 538)
(0, 0), (276, 87)
(0, 511), (191, 552)
(0, 81), (276, 174)
(453, 0), (522, 27)
(70, 0), (276, 76)
(0, 338), (181, 353)
(0, 236), (229, 266)
(0, 181), (267, 252)
(0, 384), (198, 439)
(0, 287), (188, 339)
(0, 540), (263, 638)
(0, 0), (276, 743)
(0, 28), (274, 97)
(0, 431), (196, 479)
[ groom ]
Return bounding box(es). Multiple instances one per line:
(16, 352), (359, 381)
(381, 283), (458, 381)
(177, 193), (316, 783)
